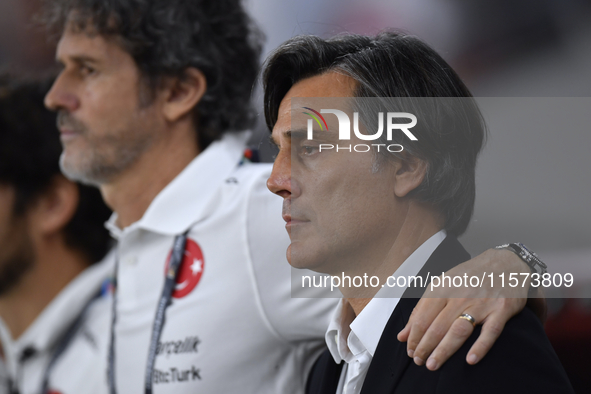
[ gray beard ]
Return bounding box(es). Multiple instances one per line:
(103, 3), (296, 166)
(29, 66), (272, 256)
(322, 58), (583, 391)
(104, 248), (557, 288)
(59, 152), (111, 187)
(59, 137), (150, 187)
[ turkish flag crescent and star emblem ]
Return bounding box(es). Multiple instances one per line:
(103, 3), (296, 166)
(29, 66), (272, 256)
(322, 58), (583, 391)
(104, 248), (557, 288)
(164, 238), (205, 299)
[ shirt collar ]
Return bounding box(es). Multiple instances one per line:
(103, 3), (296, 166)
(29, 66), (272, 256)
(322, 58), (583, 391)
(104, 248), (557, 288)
(325, 230), (447, 360)
(106, 131), (250, 238)
(325, 298), (357, 364)
(0, 253), (114, 365)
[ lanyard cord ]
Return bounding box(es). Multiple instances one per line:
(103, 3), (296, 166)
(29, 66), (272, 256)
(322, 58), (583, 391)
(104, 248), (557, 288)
(6, 347), (35, 394)
(144, 232), (188, 394)
(107, 250), (119, 394)
(4, 291), (101, 394)
(108, 232), (188, 394)
(41, 290), (101, 394)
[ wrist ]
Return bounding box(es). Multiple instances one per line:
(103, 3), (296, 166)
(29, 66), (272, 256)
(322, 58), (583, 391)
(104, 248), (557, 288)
(495, 243), (548, 297)
(495, 243), (547, 276)
(485, 247), (529, 274)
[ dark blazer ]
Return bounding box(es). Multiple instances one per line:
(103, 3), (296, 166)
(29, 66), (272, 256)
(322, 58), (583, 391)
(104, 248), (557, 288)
(306, 236), (574, 394)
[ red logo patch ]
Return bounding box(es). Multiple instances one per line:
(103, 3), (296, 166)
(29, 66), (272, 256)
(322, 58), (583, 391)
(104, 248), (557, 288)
(164, 238), (205, 298)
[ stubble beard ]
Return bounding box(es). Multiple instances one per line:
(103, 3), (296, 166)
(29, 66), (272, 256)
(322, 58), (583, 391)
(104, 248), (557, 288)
(58, 111), (155, 187)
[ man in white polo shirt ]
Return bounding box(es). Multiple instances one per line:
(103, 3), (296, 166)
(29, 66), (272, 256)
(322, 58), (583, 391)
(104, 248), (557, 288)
(41, 1), (535, 392)
(0, 78), (113, 394)
(42, 1), (336, 392)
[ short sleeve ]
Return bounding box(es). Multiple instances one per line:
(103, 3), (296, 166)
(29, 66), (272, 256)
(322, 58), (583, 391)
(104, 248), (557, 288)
(245, 165), (338, 343)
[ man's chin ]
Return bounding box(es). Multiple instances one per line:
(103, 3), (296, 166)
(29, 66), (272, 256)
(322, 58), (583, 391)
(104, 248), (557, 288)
(286, 244), (291, 266)
(287, 244), (326, 272)
(59, 154), (103, 187)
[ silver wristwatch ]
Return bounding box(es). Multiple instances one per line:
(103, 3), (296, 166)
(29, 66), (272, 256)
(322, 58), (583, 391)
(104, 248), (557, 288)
(495, 243), (548, 276)
(495, 243), (548, 296)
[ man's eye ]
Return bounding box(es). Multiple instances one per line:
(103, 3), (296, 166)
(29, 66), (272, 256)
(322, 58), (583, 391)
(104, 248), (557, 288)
(79, 65), (96, 76)
(300, 145), (319, 156)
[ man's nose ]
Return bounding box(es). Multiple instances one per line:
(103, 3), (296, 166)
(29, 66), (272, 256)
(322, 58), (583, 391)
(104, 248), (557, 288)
(44, 74), (80, 112)
(267, 150), (292, 199)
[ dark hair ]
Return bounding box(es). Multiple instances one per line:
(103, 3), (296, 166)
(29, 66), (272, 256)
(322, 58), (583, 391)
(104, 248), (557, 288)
(263, 32), (486, 236)
(0, 76), (112, 263)
(41, 0), (263, 150)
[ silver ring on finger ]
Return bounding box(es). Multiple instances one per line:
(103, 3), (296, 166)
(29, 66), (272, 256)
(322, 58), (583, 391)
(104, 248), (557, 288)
(457, 313), (476, 327)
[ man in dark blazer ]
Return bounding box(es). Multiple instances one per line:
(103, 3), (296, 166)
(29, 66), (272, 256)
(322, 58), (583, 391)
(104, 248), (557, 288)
(306, 235), (571, 393)
(264, 31), (574, 394)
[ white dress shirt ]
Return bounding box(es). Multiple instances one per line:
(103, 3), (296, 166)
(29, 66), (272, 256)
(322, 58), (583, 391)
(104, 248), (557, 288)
(325, 230), (447, 394)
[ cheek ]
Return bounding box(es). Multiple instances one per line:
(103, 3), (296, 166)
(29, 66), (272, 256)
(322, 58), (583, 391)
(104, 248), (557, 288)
(319, 173), (395, 232)
(80, 94), (149, 144)
(83, 75), (143, 119)
(0, 191), (14, 240)
(312, 163), (375, 210)
(0, 216), (9, 246)
(0, 215), (26, 261)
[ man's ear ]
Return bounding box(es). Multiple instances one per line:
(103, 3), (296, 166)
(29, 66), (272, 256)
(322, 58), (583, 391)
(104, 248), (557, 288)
(393, 155), (427, 198)
(28, 176), (79, 236)
(161, 67), (207, 123)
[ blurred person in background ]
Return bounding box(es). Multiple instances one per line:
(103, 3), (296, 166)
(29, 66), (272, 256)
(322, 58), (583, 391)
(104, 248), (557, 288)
(0, 77), (113, 394)
(40, 0), (539, 392)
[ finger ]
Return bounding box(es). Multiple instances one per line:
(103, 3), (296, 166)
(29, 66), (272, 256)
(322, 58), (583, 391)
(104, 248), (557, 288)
(397, 306), (419, 343)
(404, 298), (448, 359)
(465, 314), (507, 365)
(411, 304), (471, 366)
(397, 322), (411, 343)
(424, 313), (477, 371)
(397, 305), (422, 343)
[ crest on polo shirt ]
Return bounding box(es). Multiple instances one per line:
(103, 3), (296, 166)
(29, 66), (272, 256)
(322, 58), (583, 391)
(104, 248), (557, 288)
(164, 238), (205, 298)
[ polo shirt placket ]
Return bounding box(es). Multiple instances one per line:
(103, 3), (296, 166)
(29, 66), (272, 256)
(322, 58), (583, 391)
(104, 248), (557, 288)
(107, 132), (337, 393)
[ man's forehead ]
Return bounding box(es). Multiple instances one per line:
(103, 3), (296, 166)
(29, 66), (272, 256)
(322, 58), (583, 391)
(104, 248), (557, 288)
(275, 72), (356, 133)
(56, 23), (120, 61)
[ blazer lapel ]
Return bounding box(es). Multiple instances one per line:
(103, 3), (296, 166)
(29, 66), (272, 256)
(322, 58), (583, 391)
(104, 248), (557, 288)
(359, 298), (414, 394)
(306, 350), (345, 394)
(360, 236), (471, 394)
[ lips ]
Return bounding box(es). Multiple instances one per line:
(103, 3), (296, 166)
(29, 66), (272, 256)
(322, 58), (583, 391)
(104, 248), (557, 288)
(282, 207), (309, 226)
(285, 216), (309, 225)
(282, 198), (311, 233)
(57, 112), (86, 139)
(58, 127), (78, 142)
(282, 199), (291, 223)
(59, 126), (75, 134)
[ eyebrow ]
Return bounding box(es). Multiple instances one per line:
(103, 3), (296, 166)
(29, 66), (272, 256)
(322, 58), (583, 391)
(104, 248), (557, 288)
(269, 129), (297, 149)
(56, 54), (101, 66)
(270, 128), (337, 148)
(289, 129), (307, 140)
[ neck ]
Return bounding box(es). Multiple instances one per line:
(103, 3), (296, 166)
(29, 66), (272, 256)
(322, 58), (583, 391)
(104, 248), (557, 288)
(0, 233), (88, 340)
(101, 122), (199, 229)
(342, 202), (443, 316)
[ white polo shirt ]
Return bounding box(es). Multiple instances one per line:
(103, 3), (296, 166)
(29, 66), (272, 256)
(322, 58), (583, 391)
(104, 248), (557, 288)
(0, 253), (114, 394)
(107, 132), (336, 393)
(325, 231), (447, 394)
